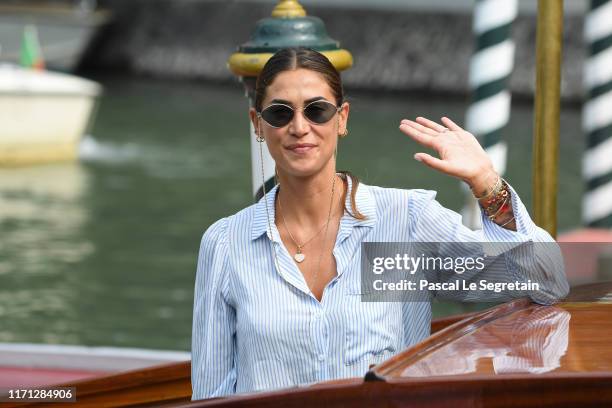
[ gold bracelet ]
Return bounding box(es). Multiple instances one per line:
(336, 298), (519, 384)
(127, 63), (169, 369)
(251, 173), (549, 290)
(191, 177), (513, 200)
(482, 187), (509, 215)
(499, 216), (515, 228)
(487, 195), (509, 221)
(473, 173), (501, 200)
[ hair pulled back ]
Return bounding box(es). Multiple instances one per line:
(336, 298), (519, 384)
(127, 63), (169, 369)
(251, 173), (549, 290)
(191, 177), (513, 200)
(254, 47), (343, 112)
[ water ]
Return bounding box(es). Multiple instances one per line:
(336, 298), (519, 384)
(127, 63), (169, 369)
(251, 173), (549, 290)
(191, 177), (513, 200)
(0, 76), (583, 351)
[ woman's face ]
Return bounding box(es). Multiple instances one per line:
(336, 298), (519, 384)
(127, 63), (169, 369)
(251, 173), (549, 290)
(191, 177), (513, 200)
(250, 68), (349, 179)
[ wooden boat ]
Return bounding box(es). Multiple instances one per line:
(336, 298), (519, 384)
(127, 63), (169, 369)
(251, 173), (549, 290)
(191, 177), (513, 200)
(0, 64), (101, 165)
(4, 282), (611, 407)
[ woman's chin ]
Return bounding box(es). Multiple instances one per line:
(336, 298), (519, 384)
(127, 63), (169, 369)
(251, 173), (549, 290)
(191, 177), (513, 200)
(276, 150), (336, 178)
(281, 162), (328, 179)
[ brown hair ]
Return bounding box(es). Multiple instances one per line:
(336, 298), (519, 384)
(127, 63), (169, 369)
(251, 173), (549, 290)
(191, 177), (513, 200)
(256, 47), (365, 220)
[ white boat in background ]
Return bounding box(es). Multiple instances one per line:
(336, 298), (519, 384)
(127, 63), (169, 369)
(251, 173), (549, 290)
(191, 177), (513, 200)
(0, 64), (101, 165)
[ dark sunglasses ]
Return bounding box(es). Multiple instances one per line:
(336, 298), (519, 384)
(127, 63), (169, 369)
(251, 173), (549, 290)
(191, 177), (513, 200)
(258, 100), (341, 128)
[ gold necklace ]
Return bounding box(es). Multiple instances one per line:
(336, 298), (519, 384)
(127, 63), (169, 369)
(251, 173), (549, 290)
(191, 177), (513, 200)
(277, 195), (331, 263)
(312, 174), (338, 285)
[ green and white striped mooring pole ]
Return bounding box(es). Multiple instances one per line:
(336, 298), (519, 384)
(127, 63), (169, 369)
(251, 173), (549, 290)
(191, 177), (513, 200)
(583, 0), (612, 227)
(462, 0), (518, 229)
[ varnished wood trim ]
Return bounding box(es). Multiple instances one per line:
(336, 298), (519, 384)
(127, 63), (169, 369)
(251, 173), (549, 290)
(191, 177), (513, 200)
(1, 361), (191, 408)
(181, 373), (612, 407)
(369, 298), (533, 379)
(430, 310), (482, 333)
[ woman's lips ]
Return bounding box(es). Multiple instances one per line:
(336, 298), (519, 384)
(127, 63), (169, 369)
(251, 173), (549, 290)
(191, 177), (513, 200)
(287, 144), (316, 154)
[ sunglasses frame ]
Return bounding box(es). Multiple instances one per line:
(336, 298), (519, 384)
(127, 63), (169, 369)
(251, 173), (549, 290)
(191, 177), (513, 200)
(257, 99), (342, 128)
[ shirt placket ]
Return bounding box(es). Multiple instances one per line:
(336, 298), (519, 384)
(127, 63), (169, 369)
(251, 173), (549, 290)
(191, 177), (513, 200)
(310, 305), (331, 381)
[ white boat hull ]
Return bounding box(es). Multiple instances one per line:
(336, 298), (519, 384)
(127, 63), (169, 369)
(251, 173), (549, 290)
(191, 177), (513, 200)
(0, 65), (101, 166)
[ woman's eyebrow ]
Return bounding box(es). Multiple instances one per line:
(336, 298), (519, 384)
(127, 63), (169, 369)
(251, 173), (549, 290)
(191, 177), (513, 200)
(304, 96), (326, 104)
(269, 96), (327, 105)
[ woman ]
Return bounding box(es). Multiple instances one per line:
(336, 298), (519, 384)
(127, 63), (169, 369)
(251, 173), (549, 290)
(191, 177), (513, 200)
(191, 48), (568, 400)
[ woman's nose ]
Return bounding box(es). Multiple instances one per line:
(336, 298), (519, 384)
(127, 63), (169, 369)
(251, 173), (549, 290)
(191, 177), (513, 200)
(289, 109), (310, 136)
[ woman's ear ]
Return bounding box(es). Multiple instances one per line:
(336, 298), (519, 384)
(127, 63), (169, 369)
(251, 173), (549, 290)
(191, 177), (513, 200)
(249, 108), (260, 136)
(338, 101), (350, 134)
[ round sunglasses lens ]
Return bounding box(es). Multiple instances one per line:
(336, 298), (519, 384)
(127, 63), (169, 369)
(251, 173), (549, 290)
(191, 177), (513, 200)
(304, 102), (338, 124)
(262, 105), (293, 127)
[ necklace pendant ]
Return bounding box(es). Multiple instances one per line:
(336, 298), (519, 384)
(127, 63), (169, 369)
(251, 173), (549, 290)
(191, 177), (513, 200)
(294, 250), (305, 263)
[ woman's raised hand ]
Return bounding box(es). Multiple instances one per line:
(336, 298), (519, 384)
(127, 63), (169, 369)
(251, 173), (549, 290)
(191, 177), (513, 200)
(399, 116), (496, 194)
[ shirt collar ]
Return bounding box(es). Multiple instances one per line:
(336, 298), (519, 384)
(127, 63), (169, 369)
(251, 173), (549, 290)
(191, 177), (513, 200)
(250, 175), (377, 241)
(251, 183), (280, 241)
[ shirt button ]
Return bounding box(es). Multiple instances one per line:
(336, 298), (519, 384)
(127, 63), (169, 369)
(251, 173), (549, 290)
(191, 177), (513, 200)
(318, 354), (325, 361)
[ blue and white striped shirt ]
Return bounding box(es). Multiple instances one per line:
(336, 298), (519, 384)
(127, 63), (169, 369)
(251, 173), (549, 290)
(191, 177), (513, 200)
(191, 178), (569, 400)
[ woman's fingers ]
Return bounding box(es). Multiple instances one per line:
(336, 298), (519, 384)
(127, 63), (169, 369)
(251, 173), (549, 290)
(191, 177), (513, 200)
(400, 119), (438, 136)
(413, 116), (464, 133)
(441, 117), (463, 131)
(399, 122), (437, 149)
(414, 153), (454, 174)
(415, 116), (447, 133)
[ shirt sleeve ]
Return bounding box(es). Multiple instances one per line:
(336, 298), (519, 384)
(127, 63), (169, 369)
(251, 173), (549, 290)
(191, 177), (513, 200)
(191, 218), (237, 400)
(408, 184), (569, 305)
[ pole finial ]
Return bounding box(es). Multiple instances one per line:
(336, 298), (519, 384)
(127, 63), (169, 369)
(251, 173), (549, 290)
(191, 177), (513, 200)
(272, 0), (306, 18)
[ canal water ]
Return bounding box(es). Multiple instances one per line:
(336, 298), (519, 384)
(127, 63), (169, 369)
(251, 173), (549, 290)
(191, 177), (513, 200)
(0, 76), (583, 351)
